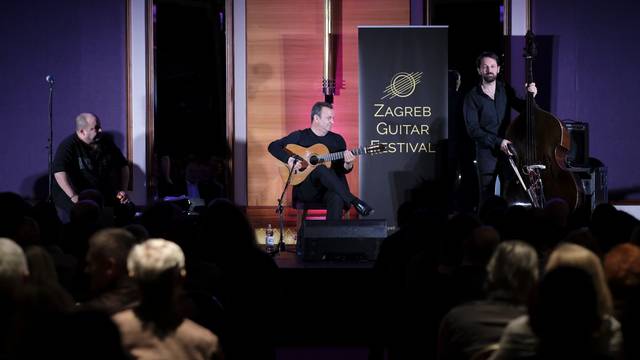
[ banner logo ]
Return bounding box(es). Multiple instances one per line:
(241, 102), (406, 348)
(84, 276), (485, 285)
(381, 71), (423, 99)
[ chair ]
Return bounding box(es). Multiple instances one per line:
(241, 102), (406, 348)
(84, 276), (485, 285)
(294, 200), (328, 231)
(293, 200), (352, 232)
(292, 199), (353, 256)
(470, 343), (500, 360)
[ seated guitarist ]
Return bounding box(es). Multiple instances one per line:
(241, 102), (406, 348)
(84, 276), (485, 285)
(268, 101), (373, 219)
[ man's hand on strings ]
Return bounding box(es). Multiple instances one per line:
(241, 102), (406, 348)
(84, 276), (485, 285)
(287, 157), (303, 172)
(343, 150), (355, 170)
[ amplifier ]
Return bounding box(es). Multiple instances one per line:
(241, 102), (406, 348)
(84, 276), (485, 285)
(563, 121), (589, 168)
(300, 219), (387, 261)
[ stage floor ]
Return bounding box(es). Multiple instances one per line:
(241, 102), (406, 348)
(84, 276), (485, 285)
(250, 205), (384, 269)
(268, 245), (376, 269)
(254, 226), (298, 246)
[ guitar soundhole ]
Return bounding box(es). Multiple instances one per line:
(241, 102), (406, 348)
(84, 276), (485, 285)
(309, 155), (319, 165)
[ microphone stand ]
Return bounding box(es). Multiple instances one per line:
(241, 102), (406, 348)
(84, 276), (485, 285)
(274, 159), (298, 255)
(46, 78), (55, 203)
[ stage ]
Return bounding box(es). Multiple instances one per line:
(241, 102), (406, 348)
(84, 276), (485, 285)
(247, 205), (383, 346)
(269, 245), (376, 269)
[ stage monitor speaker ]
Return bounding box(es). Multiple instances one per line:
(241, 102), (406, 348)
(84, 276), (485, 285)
(570, 164), (607, 213)
(563, 121), (589, 168)
(583, 166), (608, 212)
(300, 219), (387, 261)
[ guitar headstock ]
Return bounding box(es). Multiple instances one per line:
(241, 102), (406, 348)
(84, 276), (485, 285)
(364, 143), (386, 154)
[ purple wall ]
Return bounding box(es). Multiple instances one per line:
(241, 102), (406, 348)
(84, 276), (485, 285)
(533, 0), (640, 198)
(0, 0), (126, 199)
(2, 0), (638, 200)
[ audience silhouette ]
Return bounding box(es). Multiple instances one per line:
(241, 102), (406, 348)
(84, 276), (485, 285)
(1, 187), (639, 359)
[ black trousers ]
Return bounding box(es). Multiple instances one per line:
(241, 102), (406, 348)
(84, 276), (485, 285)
(293, 166), (355, 220)
(475, 147), (511, 208)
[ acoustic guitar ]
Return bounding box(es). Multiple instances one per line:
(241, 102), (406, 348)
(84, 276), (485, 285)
(278, 143), (385, 185)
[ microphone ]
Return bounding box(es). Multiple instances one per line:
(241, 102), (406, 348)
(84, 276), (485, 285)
(45, 75), (55, 85)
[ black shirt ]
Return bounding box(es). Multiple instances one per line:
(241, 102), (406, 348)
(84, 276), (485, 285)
(268, 128), (353, 201)
(463, 81), (525, 151)
(267, 128), (352, 177)
(53, 133), (127, 208)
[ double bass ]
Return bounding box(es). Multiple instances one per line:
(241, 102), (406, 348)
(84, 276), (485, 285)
(504, 30), (582, 211)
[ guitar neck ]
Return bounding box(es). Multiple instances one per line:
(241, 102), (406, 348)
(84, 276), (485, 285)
(320, 146), (366, 162)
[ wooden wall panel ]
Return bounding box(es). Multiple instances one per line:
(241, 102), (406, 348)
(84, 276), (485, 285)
(247, 0), (409, 206)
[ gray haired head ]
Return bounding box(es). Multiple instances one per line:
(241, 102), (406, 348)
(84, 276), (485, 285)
(0, 238), (28, 284)
(486, 240), (539, 303)
(127, 238), (185, 282)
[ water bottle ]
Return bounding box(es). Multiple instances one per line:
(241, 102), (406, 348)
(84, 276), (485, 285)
(265, 224), (275, 254)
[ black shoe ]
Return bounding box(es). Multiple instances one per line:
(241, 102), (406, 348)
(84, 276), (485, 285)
(351, 198), (374, 217)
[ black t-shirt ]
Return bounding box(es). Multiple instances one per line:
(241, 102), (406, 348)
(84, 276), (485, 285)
(53, 133), (127, 209)
(267, 128), (352, 177)
(267, 128), (353, 202)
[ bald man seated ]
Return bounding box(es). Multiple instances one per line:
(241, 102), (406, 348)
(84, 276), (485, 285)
(53, 113), (129, 222)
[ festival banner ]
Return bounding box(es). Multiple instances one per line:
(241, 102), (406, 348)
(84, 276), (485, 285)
(358, 26), (448, 229)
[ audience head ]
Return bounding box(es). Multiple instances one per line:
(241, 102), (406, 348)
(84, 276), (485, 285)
(604, 243), (640, 299)
(78, 189), (105, 210)
(127, 238), (186, 287)
(199, 199), (257, 258)
(127, 238), (187, 333)
(0, 192), (30, 239)
(440, 213), (481, 268)
(123, 223), (150, 242)
(590, 203), (620, 252)
(593, 209), (640, 253)
(529, 266), (601, 354)
(25, 245), (59, 286)
(23, 246), (74, 312)
(485, 240), (539, 302)
(140, 201), (183, 240)
(563, 227), (601, 257)
(29, 201), (62, 246)
(631, 224), (640, 246)
(448, 69), (461, 92)
(86, 228), (137, 293)
(0, 237), (29, 285)
(543, 197), (570, 229)
(15, 216), (41, 248)
(396, 200), (418, 229)
(478, 195), (508, 228)
(501, 205), (536, 242)
(546, 243), (613, 317)
(465, 225), (500, 266)
(70, 199), (101, 226)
